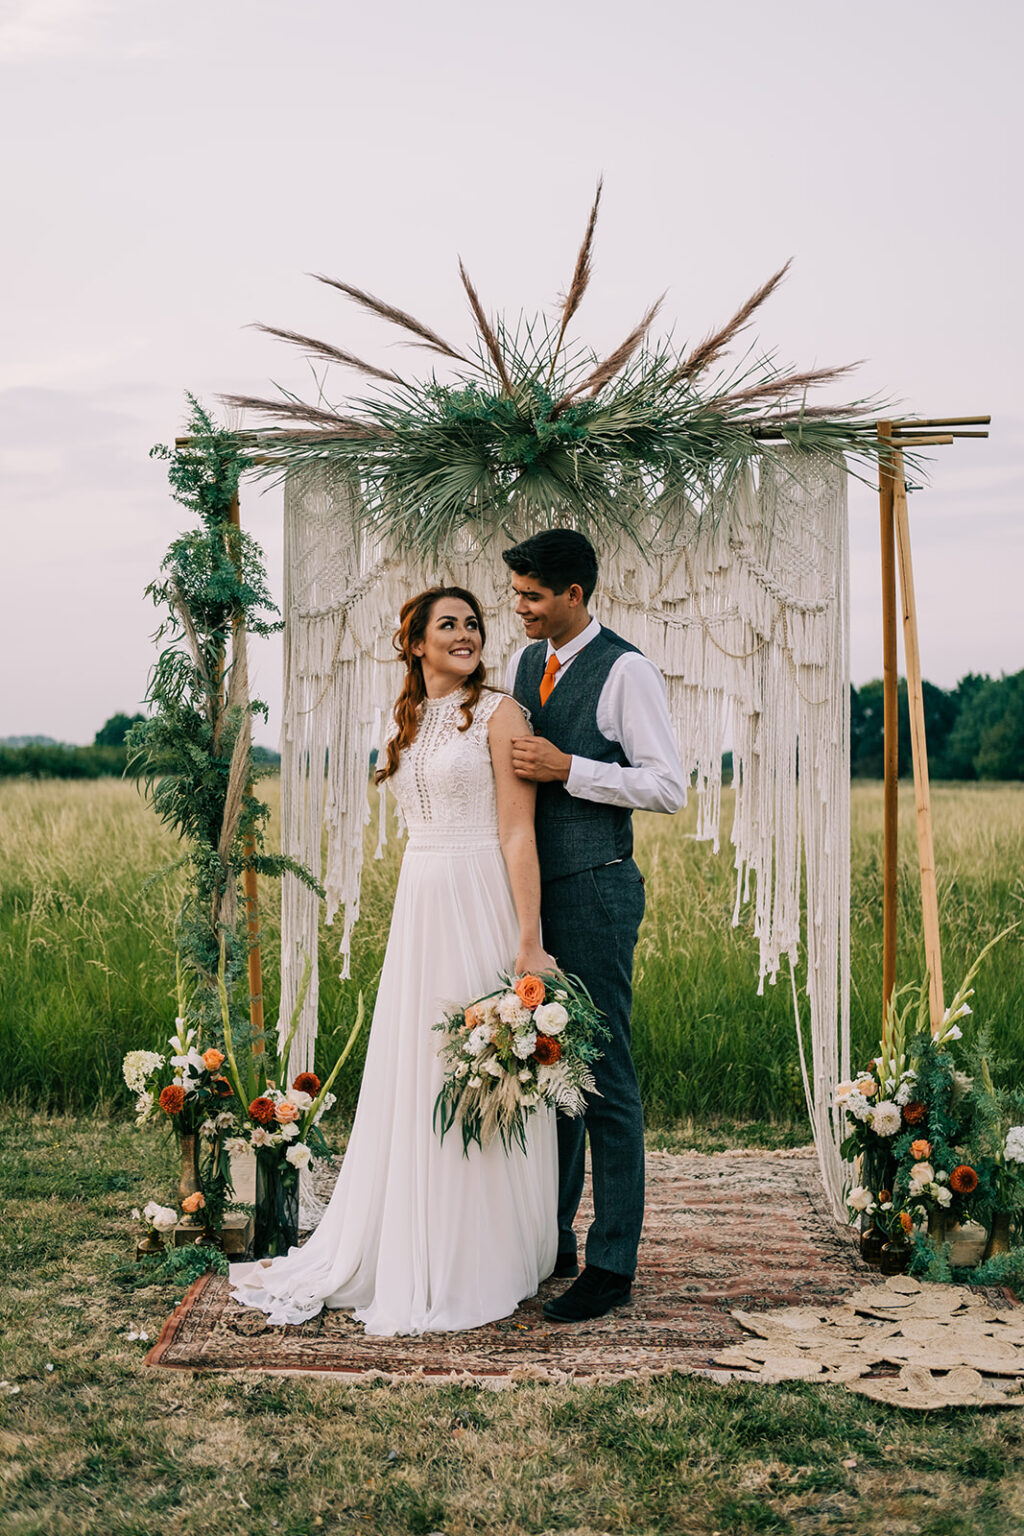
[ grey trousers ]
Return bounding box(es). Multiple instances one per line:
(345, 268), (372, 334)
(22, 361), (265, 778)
(539, 858), (646, 1277)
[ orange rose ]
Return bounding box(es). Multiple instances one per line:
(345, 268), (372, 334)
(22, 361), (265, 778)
(463, 1004), (482, 1031)
(159, 1084), (185, 1116)
(515, 975), (546, 1010)
(181, 1192), (206, 1214)
(249, 1096), (276, 1125)
(292, 1072), (320, 1096)
(274, 1102), (301, 1124)
(533, 1035), (562, 1066)
(899, 1211), (913, 1234)
(910, 1139), (932, 1161)
(202, 1048), (225, 1070)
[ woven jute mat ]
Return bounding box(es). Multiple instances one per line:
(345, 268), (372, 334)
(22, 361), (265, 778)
(146, 1148), (889, 1383)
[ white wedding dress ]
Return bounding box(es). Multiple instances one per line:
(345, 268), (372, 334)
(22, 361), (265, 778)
(229, 687), (558, 1335)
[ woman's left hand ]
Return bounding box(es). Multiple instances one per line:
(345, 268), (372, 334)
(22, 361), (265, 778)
(516, 942), (558, 977)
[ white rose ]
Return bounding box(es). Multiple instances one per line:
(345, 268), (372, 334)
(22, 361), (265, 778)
(512, 1030), (538, 1059)
(847, 1186), (875, 1212)
(498, 993), (531, 1028)
(518, 1069), (533, 1083)
(935, 1186), (953, 1208)
(280, 1122), (301, 1140)
(534, 1002), (569, 1035)
(285, 1142), (312, 1169)
(911, 1161), (935, 1186)
(483, 1058), (504, 1077)
(151, 1205), (178, 1232)
(285, 1089), (313, 1111)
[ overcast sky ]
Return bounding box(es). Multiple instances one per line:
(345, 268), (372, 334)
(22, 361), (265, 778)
(2, 0), (1020, 744)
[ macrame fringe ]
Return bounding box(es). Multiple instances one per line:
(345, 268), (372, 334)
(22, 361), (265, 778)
(278, 457), (852, 1218)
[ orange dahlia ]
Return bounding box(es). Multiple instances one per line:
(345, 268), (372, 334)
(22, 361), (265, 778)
(533, 1035), (562, 1066)
(902, 1102), (927, 1126)
(159, 1084), (185, 1116)
(292, 1072), (320, 1096)
(249, 1096), (277, 1125)
(515, 975), (546, 1009)
(950, 1164), (979, 1195)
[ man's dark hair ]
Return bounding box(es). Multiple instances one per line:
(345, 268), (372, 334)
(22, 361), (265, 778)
(501, 529), (599, 603)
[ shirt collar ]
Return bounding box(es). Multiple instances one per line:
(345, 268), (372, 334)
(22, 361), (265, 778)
(548, 615), (600, 666)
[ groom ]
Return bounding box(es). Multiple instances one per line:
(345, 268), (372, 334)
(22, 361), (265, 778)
(503, 530), (686, 1322)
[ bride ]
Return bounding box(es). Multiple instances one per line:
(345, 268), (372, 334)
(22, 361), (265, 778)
(229, 586), (558, 1335)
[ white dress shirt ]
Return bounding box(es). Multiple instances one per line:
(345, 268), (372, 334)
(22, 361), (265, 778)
(504, 617), (687, 815)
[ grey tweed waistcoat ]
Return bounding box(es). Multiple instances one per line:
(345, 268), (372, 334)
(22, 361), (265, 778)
(513, 626), (640, 883)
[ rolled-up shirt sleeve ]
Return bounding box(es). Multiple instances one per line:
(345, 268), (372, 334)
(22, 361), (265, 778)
(565, 652), (687, 813)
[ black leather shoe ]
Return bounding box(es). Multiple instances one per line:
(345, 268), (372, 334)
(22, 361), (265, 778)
(552, 1250), (579, 1279)
(542, 1264), (632, 1322)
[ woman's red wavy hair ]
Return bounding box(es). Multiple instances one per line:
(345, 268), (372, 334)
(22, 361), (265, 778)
(374, 586), (487, 784)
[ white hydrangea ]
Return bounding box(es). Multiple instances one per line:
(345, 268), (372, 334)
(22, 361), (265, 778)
(869, 1101), (902, 1137)
(285, 1142), (312, 1169)
(122, 1050), (164, 1093)
(847, 1186), (875, 1212)
(843, 1091), (872, 1123)
(1005, 1126), (1024, 1164)
(498, 992), (531, 1028)
(133, 1091), (155, 1126)
(512, 1030), (538, 1059)
(465, 1023), (492, 1057)
(533, 1001), (569, 1035)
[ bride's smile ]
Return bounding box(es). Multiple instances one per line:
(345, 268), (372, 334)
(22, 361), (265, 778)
(413, 598), (484, 696)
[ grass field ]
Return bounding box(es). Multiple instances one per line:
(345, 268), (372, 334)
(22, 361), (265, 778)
(3, 781), (1024, 1533)
(2, 777), (1022, 1126)
(4, 1111), (1024, 1536)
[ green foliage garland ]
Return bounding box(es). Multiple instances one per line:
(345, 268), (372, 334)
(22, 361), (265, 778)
(128, 397), (320, 1043)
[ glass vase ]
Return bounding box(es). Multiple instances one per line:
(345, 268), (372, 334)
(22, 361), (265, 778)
(880, 1240), (910, 1276)
(253, 1151), (300, 1259)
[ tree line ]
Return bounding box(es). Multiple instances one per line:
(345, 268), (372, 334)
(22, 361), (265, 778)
(3, 675), (1021, 781)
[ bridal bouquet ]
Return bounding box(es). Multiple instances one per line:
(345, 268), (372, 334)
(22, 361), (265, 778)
(433, 970), (607, 1154)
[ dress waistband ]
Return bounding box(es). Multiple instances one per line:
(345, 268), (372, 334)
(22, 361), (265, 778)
(404, 825), (502, 855)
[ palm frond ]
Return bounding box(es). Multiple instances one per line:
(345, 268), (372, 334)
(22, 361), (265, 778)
(554, 297), (665, 411)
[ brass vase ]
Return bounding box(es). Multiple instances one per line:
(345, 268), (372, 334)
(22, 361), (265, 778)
(135, 1230), (167, 1261)
(984, 1211), (1013, 1261)
(178, 1131), (204, 1225)
(927, 1209), (949, 1248)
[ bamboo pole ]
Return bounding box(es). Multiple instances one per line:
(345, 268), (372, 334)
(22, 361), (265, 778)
(877, 423), (899, 1024)
(227, 490), (266, 1054)
(891, 453), (945, 1032)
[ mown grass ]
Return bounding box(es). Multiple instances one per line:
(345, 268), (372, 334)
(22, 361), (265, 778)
(2, 778), (1023, 1128)
(3, 1111), (1024, 1536)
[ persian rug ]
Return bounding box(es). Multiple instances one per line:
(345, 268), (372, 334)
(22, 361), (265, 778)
(148, 1148), (883, 1382)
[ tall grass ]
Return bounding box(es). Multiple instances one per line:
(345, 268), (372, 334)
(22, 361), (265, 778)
(2, 778), (1022, 1123)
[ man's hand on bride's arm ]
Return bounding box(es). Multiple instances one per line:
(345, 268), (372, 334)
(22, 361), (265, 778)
(516, 941), (559, 977)
(511, 735), (572, 783)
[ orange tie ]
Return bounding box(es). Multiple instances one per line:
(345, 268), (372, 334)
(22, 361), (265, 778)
(539, 652), (561, 706)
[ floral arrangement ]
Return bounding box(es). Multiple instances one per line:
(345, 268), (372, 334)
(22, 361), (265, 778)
(434, 970), (607, 1154)
(123, 1017), (238, 1137)
(838, 932), (1020, 1261)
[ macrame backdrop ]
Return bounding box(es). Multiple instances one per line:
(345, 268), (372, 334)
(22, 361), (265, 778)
(277, 454), (852, 1217)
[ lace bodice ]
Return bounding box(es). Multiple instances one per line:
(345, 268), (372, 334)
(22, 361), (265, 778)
(388, 688), (524, 846)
